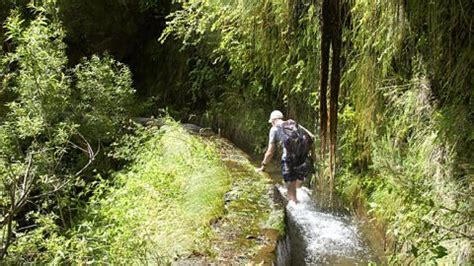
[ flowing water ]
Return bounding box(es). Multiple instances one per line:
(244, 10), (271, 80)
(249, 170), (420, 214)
(216, 140), (383, 265)
(275, 185), (381, 265)
(260, 161), (383, 265)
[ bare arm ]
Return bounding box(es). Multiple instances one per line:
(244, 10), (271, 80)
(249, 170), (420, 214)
(258, 142), (276, 171)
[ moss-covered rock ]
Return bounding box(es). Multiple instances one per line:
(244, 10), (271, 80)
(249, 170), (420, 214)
(204, 136), (284, 264)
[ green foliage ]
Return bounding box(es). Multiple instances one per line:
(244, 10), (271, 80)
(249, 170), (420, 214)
(55, 0), (181, 111)
(0, 2), (135, 261)
(164, 0), (472, 264)
(6, 122), (232, 263)
(73, 55), (135, 141)
(0, 7), (78, 260)
(4, 8), (69, 123)
(337, 0), (473, 263)
(0, 0), (470, 263)
(162, 0), (319, 150)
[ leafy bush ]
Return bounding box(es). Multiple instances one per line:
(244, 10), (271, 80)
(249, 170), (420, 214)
(73, 55), (135, 141)
(7, 121), (231, 263)
(0, 2), (135, 260)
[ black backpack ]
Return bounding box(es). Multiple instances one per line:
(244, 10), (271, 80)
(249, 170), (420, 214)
(280, 119), (314, 175)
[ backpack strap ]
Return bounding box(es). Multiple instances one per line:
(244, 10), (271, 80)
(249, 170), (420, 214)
(298, 124), (314, 139)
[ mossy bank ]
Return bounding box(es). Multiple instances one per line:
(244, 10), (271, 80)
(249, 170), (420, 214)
(6, 119), (283, 263)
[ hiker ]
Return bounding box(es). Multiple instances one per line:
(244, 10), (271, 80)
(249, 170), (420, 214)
(257, 110), (314, 207)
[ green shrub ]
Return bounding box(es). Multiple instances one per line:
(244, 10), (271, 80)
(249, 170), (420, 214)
(8, 121), (231, 263)
(0, 2), (135, 260)
(73, 54), (135, 141)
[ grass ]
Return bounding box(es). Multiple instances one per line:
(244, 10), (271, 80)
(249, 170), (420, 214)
(8, 119), (283, 264)
(5, 121), (231, 263)
(91, 122), (232, 263)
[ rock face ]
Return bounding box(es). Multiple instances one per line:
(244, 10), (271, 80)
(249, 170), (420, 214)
(133, 117), (165, 127)
(181, 123), (214, 136)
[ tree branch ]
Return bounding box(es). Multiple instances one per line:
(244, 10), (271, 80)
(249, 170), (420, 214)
(30, 134), (98, 200)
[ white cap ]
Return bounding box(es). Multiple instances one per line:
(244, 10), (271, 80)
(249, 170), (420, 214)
(268, 110), (284, 123)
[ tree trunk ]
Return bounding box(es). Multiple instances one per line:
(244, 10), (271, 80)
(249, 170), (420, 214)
(319, 0), (342, 190)
(329, 0), (342, 183)
(319, 0), (330, 160)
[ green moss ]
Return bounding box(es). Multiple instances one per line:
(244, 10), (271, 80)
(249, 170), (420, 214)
(208, 136), (284, 263)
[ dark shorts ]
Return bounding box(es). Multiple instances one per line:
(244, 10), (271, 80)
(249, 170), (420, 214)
(281, 160), (305, 182)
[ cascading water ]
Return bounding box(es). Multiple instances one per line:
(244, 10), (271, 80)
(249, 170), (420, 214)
(275, 186), (381, 265)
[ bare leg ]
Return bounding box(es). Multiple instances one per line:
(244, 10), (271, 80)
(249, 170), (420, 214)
(287, 180), (297, 204)
(296, 179), (303, 189)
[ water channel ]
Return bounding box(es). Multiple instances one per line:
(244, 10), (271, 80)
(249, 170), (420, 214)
(262, 161), (384, 265)
(190, 130), (385, 265)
